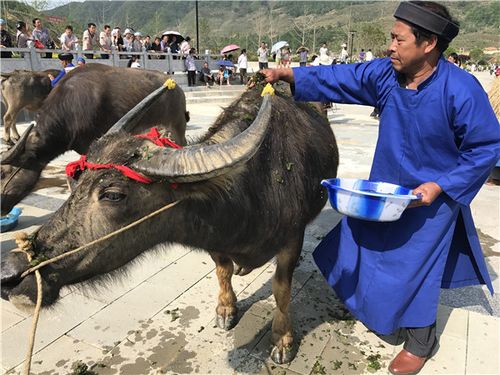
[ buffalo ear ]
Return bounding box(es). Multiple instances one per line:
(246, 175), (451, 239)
(1, 123), (35, 165)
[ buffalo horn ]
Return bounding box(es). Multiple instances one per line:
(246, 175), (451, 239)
(1, 123), (35, 165)
(106, 83), (172, 135)
(133, 94), (273, 182)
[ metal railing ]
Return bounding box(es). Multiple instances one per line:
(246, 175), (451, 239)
(0, 46), (222, 74)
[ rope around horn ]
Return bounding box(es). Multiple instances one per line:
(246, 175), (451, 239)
(11, 199), (181, 374)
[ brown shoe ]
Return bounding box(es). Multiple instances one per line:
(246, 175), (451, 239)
(388, 349), (428, 375)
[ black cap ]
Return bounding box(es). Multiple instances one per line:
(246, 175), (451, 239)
(58, 52), (74, 61)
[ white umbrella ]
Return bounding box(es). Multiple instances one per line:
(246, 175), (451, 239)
(271, 41), (288, 53)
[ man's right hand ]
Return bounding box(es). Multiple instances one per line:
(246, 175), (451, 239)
(261, 68), (294, 84)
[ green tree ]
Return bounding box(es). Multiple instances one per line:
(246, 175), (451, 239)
(357, 23), (387, 53)
(469, 48), (484, 62)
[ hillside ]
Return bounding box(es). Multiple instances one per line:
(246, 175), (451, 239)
(1, 1), (498, 57)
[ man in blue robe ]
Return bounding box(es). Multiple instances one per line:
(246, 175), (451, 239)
(48, 53), (75, 87)
(263, 1), (500, 374)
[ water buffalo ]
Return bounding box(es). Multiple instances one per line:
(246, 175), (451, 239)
(0, 87), (338, 364)
(1, 69), (59, 145)
(1, 63), (188, 215)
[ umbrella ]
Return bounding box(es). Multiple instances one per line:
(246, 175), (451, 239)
(161, 30), (184, 43)
(216, 60), (234, 67)
(296, 46), (309, 53)
(271, 41), (288, 54)
(221, 44), (240, 55)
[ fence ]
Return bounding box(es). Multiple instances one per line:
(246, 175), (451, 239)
(0, 46), (222, 74)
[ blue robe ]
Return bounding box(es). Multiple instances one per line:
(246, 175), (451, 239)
(293, 57), (500, 335)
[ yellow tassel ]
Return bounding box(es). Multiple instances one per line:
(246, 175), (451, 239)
(261, 83), (275, 97)
(164, 79), (177, 90)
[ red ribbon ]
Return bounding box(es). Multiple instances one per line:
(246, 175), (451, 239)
(65, 128), (182, 185)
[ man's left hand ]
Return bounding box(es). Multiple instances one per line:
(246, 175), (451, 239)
(408, 182), (442, 208)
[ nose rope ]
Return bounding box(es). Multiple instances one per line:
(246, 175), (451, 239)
(10, 199), (181, 374)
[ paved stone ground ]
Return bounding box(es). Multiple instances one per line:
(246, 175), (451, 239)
(1, 72), (499, 374)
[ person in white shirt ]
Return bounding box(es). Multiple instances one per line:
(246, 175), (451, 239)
(60, 25), (78, 51)
(82, 22), (101, 59)
(319, 42), (333, 65)
(365, 48), (374, 61)
(99, 24), (112, 58)
(179, 36), (191, 58)
(257, 42), (269, 70)
(237, 49), (248, 84)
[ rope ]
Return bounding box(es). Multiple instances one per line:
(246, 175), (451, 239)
(14, 234), (43, 375)
(11, 199), (181, 373)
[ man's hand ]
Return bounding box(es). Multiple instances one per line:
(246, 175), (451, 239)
(408, 182), (443, 208)
(261, 68), (294, 84)
(48, 74), (54, 81)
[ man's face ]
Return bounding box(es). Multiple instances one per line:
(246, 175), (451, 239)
(34, 19), (42, 29)
(89, 25), (96, 33)
(389, 20), (430, 74)
(105, 27), (111, 35)
(65, 28), (72, 36)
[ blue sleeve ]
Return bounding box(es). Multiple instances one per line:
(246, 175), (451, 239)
(436, 79), (500, 206)
(51, 70), (66, 87)
(293, 58), (394, 106)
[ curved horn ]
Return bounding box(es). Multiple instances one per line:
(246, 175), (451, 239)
(106, 80), (174, 135)
(1, 123), (35, 165)
(133, 94), (273, 183)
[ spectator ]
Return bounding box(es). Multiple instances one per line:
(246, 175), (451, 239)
(82, 22), (101, 59)
(169, 35), (179, 58)
(216, 66), (225, 85)
(0, 18), (13, 58)
(185, 47), (197, 86)
(447, 52), (460, 67)
(48, 52), (75, 87)
(143, 35), (152, 51)
(274, 47), (282, 68)
(257, 42), (269, 70)
(122, 28), (134, 54)
(150, 36), (162, 59)
(99, 24), (112, 59)
(310, 54), (320, 66)
(319, 42), (332, 65)
(359, 48), (366, 62)
(298, 45), (309, 67)
(237, 49), (248, 84)
(339, 42), (348, 63)
(76, 56), (86, 66)
(32, 17), (55, 58)
(127, 55), (140, 68)
(200, 61), (213, 87)
(282, 46), (291, 68)
(365, 48), (374, 61)
(180, 36), (191, 58)
(111, 27), (124, 52)
(60, 25), (78, 51)
(16, 21), (32, 51)
(132, 31), (143, 52)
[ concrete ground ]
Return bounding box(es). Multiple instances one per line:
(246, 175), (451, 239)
(1, 72), (499, 375)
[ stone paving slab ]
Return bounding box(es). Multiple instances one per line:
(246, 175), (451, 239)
(1, 72), (499, 374)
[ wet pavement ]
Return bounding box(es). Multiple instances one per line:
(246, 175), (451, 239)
(1, 72), (499, 374)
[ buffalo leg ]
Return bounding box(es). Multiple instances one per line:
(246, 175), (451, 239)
(270, 234), (303, 364)
(210, 252), (238, 330)
(2, 101), (20, 143)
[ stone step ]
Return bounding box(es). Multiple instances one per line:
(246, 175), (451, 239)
(184, 88), (245, 99)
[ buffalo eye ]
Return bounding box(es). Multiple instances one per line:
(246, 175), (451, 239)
(99, 190), (126, 202)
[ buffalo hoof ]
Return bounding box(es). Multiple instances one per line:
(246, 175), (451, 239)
(1, 138), (15, 147)
(216, 313), (237, 331)
(233, 264), (254, 276)
(270, 343), (295, 364)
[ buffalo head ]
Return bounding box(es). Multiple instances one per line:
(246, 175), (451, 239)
(1, 90), (273, 311)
